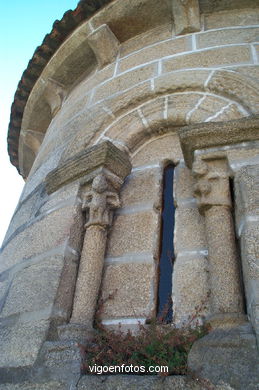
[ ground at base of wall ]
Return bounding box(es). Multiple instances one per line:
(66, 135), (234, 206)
(0, 375), (236, 390)
(0, 324), (258, 390)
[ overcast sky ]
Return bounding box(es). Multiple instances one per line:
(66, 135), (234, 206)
(0, 0), (79, 245)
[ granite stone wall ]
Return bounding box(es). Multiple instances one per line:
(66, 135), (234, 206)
(1, 0), (259, 387)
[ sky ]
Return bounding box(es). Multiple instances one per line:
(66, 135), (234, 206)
(0, 0), (79, 246)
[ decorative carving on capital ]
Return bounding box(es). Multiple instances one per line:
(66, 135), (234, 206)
(82, 174), (120, 228)
(192, 159), (231, 213)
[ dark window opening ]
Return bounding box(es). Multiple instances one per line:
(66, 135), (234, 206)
(157, 164), (175, 323)
(229, 177), (247, 314)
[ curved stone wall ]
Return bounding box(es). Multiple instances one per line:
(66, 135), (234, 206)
(1, 0), (259, 387)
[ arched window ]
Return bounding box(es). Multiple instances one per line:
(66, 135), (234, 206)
(157, 163), (175, 322)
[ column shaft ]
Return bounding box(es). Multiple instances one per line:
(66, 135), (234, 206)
(71, 225), (107, 326)
(192, 158), (245, 326)
(205, 205), (243, 314)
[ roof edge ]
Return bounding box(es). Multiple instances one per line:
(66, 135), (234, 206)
(7, 0), (113, 173)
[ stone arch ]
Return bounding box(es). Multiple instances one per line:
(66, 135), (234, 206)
(94, 90), (249, 153)
(24, 69), (259, 175)
(153, 69), (259, 114)
(61, 69), (258, 162)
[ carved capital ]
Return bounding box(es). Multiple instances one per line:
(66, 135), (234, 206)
(81, 174), (120, 228)
(192, 158), (231, 213)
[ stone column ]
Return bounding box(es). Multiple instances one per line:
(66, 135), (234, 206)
(45, 141), (132, 341)
(70, 173), (121, 328)
(234, 165), (259, 343)
(192, 157), (244, 327)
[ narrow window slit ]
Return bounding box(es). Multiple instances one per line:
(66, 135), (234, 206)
(157, 163), (175, 323)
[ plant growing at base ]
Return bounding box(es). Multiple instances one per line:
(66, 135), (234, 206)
(79, 292), (211, 376)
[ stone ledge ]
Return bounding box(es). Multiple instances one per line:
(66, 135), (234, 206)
(0, 381), (65, 389)
(178, 115), (259, 168)
(0, 376), (235, 390)
(77, 374), (232, 389)
(188, 323), (259, 390)
(45, 141), (132, 194)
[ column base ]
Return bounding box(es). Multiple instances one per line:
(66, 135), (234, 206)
(206, 313), (247, 329)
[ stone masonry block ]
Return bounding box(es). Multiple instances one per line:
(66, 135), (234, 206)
(174, 163), (195, 203)
(100, 262), (156, 319)
(154, 69), (211, 95)
(173, 255), (210, 325)
(87, 24), (120, 69)
(175, 205), (206, 253)
(172, 0), (200, 35)
(106, 211), (158, 258)
(0, 279), (9, 312)
(207, 69), (259, 114)
(168, 92), (203, 125)
(29, 133), (71, 176)
(63, 105), (112, 160)
(240, 224), (259, 282)
(103, 80), (154, 117)
(0, 205), (82, 274)
(38, 181), (80, 215)
(204, 9), (259, 30)
(120, 168), (162, 208)
(132, 133), (182, 167)
(0, 256), (64, 318)
(245, 280), (259, 321)
(90, 0), (170, 43)
(3, 190), (40, 245)
(188, 95), (229, 123)
(92, 63), (157, 103)
(104, 110), (147, 150)
(0, 317), (50, 367)
(229, 65), (259, 82)
(188, 324), (259, 390)
(140, 92), (207, 133)
(118, 36), (191, 73)
(254, 44), (259, 62)
(210, 103), (244, 122)
(120, 23), (172, 58)
(163, 45), (251, 73)
(140, 96), (165, 130)
(20, 149), (64, 201)
(50, 93), (90, 132)
(227, 148), (259, 175)
(197, 27), (259, 49)
(73, 63), (115, 99)
(234, 165), (259, 222)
